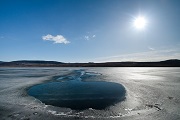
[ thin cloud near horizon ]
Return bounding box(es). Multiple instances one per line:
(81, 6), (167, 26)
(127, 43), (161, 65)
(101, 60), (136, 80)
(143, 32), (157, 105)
(91, 48), (180, 63)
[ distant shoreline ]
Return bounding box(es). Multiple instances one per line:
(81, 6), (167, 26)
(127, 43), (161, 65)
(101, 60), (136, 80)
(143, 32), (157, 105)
(0, 59), (180, 67)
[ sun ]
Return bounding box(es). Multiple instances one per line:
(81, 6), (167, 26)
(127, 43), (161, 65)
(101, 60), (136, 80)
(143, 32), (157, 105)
(134, 16), (147, 29)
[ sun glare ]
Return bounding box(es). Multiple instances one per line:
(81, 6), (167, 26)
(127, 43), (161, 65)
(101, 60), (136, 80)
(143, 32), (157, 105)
(134, 16), (147, 29)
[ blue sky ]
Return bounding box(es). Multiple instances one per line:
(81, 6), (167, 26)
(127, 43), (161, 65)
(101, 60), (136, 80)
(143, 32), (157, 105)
(0, 0), (180, 62)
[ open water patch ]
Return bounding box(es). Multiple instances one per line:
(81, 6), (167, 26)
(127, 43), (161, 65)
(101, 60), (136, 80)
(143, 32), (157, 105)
(27, 70), (126, 110)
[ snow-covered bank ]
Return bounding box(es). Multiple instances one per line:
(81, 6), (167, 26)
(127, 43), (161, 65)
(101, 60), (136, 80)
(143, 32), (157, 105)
(0, 67), (180, 120)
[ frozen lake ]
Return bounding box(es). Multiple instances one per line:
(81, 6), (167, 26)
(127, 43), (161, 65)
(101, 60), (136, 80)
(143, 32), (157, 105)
(0, 67), (180, 120)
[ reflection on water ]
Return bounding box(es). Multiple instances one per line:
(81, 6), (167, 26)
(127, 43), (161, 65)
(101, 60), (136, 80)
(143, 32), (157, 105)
(28, 70), (126, 110)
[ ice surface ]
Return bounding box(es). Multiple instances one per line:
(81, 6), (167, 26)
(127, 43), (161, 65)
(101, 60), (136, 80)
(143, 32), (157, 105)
(0, 67), (180, 120)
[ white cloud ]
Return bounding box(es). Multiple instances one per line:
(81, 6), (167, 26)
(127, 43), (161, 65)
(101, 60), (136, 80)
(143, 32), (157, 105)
(84, 36), (90, 40)
(148, 47), (155, 51)
(42, 34), (70, 44)
(84, 35), (96, 40)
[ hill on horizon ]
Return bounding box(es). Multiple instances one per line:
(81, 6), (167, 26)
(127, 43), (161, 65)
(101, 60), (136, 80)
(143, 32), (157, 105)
(0, 59), (180, 67)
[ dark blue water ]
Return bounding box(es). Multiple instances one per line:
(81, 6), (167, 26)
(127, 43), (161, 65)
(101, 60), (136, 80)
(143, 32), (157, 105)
(28, 70), (126, 110)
